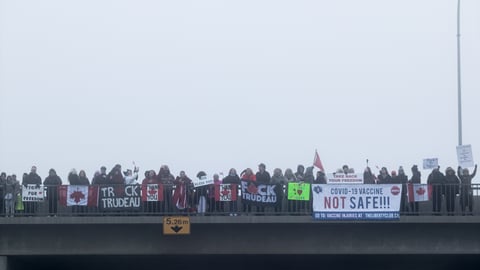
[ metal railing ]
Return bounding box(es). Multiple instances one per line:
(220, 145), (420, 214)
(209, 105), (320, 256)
(1, 183), (479, 217)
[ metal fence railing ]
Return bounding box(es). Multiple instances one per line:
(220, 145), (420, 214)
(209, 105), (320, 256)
(1, 183), (479, 217)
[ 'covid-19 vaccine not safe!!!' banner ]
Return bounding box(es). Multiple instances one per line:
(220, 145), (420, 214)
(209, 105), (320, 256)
(312, 184), (402, 220)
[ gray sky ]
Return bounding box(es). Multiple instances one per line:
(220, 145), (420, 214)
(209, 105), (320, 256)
(1, 0), (479, 182)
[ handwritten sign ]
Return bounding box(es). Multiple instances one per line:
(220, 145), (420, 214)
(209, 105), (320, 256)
(423, 158), (439, 170)
(22, 185), (44, 202)
(457, 145), (474, 168)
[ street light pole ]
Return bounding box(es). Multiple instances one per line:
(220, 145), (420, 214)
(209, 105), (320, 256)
(457, 0), (463, 146)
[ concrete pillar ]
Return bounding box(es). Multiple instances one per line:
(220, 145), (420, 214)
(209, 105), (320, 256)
(0, 256), (7, 270)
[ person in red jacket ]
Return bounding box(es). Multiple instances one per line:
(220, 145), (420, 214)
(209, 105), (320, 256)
(241, 168), (256, 214)
(142, 170), (161, 214)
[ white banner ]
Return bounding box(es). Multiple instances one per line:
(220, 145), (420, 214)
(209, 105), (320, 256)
(423, 158), (439, 170)
(312, 184), (401, 220)
(192, 177), (214, 187)
(22, 185), (45, 202)
(327, 173), (363, 184)
(67, 185), (89, 206)
(457, 144), (474, 168)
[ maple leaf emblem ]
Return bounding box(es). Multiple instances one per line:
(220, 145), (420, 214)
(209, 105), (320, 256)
(221, 189), (230, 196)
(148, 186), (157, 196)
(416, 187), (426, 195)
(70, 191), (85, 203)
(247, 184), (258, 194)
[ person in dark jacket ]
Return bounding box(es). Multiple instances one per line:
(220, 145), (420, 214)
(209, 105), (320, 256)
(314, 171), (327, 184)
(408, 165), (421, 215)
(222, 168), (240, 216)
(458, 164), (477, 215)
(240, 168), (256, 214)
(158, 165), (175, 213)
(195, 171), (209, 216)
(300, 166), (315, 214)
(377, 167), (392, 184)
(271, 168), (287, 214)
(427, 167), (446, 215)
(0, 172), (6, 216)
(444, 167), (460, 216)
(43, 169), (63, 216)
(255, 163), (271, 214)
(22, 166), (42, 216)
(294, 165), (305, 182)
(107, 164), (124, 185)
(363, 167), (376, 184)
(92, 166), (108, 186)
(395, 166), (409, 214)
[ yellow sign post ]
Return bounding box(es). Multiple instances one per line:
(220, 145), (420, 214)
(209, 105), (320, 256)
(163, 216), (191, 235)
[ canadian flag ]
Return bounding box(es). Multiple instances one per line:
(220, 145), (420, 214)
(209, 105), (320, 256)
(141, 184), (164, 202)
(407, 184), (432, 202)
(313, 150), (325, 172)
(215, 184), (238, 202)
(59, 185), (99, 206)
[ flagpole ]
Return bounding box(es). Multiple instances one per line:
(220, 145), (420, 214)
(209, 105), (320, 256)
(457, 0), (463, 146)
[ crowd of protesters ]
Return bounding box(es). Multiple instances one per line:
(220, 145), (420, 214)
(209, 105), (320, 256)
(0, 162), (477, 217)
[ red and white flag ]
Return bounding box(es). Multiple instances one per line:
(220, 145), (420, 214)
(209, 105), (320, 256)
(313, 150), (325, 172)
(141, 184), (164, 202)
(59, 185), (99, 206)
(215, 184), (238, 202)
(407, 184), (432, 202)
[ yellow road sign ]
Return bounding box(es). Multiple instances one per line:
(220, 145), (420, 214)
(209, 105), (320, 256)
(163, 216), (191, 235)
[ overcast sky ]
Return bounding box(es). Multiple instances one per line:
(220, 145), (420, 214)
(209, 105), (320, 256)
(1, 0), (479, 182)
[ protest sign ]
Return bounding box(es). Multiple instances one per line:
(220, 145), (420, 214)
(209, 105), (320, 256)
(240, 181), (281, 206)
(215, 184), (238, 202)
(287, 183), (310, 201)
(99, 185), (141, 211)
(327, 173), (363, 184)
(423, 158), (439, 170)
(312, 184), (401, 220)
(22, 185), (44, 202)
(457, 144), (474, 168)
(141, 184), (164, 202)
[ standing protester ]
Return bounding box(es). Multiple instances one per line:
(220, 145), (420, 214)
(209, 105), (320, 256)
(285, 168), (298, 214)
(0, 172), (6, 216)
(302, 166), (315, 214)
(427, 167), (446, 215)
(23, 166), (42, 216)
(255, 163), (271, 214)
(314, 171), (327, 184)
(5, 176), (20, 217)
(43, 169), (63, 216)
(270, 168), (288, 214)
(92, 166), (108, 186)
(444, 167), (460, 216)
(458, 164), (477, 215)
(209, 174), (224, 214)
(396, 166), (409, 214)
(363, 167), (376, 184)
(108, 164), (124, 185)
(142, 170), (161, 214)
(195, 171), (209, 216)
(408, 165), (421, 215)
(294, 165), (305, 182)
(377, 167), (392, 184)
(158, 165), (175, 213)
(222, 168), (241, 216)
(172, 171), (193, 213)
(240, 168), (256, 214)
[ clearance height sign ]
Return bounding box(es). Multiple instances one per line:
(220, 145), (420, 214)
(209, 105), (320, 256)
(312, 184), (402, 220)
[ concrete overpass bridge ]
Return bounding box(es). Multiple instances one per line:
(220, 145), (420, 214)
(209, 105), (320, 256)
(2, 215), (480, 270)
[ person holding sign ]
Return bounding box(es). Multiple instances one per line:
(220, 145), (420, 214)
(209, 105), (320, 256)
(458, 164), (477, 215)
(408, 165), (421, 215)
(22, 166), (42, 216)
(270, 168), (287, 214)
(222, 168), (241, 216)
(427, 167), (446, 215)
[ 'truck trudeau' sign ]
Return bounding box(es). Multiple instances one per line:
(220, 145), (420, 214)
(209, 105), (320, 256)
(99, 185), (141, 211)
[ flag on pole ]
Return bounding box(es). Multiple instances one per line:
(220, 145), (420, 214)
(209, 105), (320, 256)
(313, 150), (325, 172)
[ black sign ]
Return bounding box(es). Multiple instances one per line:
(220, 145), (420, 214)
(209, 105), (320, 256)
(99, 185), (141, 211)
(240, 181), (281, 206)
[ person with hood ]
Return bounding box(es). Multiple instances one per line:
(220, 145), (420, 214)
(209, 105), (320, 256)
(222, 168), (241, 216)
(395, 166), (409, 214)
(22, 166), (42, 216)
(92, 166), (108, 186)
(458, 164), (477, 215)
(300, 166), (315, 214)
(172, 171), (193, 213)
(427, 167), (446, 215)
(158, 165), (175, 213)
(43, 169), (63, 216)
(444, 167), (460, 216)
(294, 165), (305, 182)
(107, 164), (124, 185)
(408, 165), (421, 215)
(271, 168), (287, 214)
(377, 167), (392, 184)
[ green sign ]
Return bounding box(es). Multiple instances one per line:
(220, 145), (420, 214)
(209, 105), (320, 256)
(287, 183), (311, 201)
